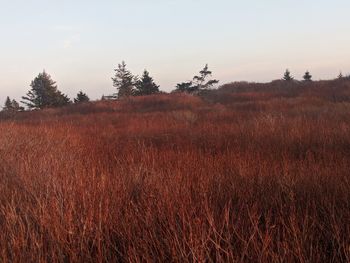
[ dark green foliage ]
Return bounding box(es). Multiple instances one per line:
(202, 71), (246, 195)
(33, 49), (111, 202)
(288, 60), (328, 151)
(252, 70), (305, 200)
(3, 96), (13, 111)
(303, 71), (312, 81)
(74, 91), (90, 103)
(135, 70), (160, 96)
(174, 64), (219, 94)
(283, 69), (293, 81)
(21, 71), (70, 109)
(2, 97), (23, 112)
(174, 82), (193, 93)
(11, 99), (22, 111)
(112, 61), (137, 98)
(338, 72), (344, 79)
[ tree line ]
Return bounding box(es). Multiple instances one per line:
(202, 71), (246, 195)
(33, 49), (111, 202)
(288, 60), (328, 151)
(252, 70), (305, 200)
(1, 63), (348, 112)
(2, 62), (219, 112)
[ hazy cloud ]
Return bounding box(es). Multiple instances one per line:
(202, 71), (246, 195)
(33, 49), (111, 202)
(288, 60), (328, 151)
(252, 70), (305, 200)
(62, 34), (81, 49)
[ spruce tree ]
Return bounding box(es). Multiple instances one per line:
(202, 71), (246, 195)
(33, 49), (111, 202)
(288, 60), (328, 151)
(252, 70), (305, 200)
(11, 99), (22, 111)
(283, 69), (293, 81)
(135, 70), (160, 96)
(338, 72), (344, 79)
(112, 61), (137, 98)
(74, 91), (90, 103)
(21, 71), (70, 109)
(2, 97), (22, 112)
(174, 82), (193, 93)
(3, 97), (13, 111)
(303, 71), (312, 81)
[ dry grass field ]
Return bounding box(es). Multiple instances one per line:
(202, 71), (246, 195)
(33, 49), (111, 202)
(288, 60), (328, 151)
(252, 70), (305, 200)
(0, 80), (349, 262)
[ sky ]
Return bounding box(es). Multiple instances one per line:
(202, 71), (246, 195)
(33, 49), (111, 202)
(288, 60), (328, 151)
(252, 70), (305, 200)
(1, 0), (350, 102)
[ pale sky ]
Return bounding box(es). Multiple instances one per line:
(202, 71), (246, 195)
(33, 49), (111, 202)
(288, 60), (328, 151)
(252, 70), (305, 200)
(1, 0), (350, 102)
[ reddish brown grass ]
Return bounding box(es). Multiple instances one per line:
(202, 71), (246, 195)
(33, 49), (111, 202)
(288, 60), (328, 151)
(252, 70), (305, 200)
(0, 82), (349, 262)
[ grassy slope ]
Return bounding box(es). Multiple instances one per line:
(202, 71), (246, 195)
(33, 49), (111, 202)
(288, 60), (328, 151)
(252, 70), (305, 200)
(0, 80), (349, 262)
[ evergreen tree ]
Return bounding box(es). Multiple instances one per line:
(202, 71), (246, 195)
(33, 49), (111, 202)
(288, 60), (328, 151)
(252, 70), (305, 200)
(3, 97), (13, 111)
(11, 99), (22, 111)
(283, 69), (293, 81)
(74, 91), (90, 103)
(192, 64), (219, 93)
(174, 82), (193, 93)
(303, 71), (312, 81)
(21, 71), (70, 109)
(135, 70), (160, 96)
(174, 64), (219, 94)
(338, 72), (343, 79)
(112, 61), (137, 98)
(2, 97), (23, 112)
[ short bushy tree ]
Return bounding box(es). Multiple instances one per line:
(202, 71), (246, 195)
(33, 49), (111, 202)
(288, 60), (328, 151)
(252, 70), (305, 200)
(11, 99), (22, 111)
(283, 69), (293, 81)
(303, 71), (312, 81)
(135, 70), (160, 96)
(74, 91), (90, 103)
(2, 97), (23, 112)
(173, 82), (193, 93)
(21, 71), (70, 109)
(338, 72), (343, 79)
(3, 97), (13, 111)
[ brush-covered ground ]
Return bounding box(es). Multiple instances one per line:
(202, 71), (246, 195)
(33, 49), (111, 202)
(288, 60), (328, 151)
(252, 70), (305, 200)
(0, 79), (349, 262)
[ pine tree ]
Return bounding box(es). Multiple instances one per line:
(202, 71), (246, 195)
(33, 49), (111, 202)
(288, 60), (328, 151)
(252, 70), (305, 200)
(174, 64), (219, 94)
(303, 71), (312, 81)
(112, 61), (137, 98)
(135, 70), (160, 96)
(174, 82), (193, 93)
(11, 99), (22, 111)
(283, 69), (293, 81)
(3, 97), (13, 111)
(2, 97), (22, 112)
(338, 72), (343, 79)
(21, 71), (70, 109)
(74, 91), (90, 103)
(192, 64), (219, 93)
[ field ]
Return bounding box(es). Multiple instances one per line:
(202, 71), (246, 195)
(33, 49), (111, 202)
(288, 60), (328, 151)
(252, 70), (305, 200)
(0, 80), (349, 262)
